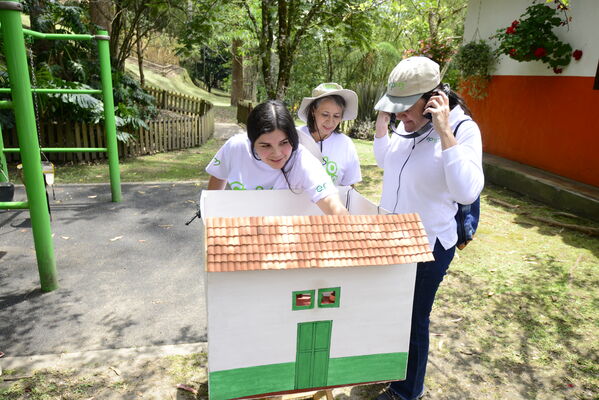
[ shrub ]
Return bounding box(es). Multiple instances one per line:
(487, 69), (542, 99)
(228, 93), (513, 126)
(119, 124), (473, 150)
(453, 40), (497, 98)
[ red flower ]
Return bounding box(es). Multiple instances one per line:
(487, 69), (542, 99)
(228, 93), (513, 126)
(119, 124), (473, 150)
(509, 48), (517, 56)
(572, 49), (583, 60)
(553, 67), (563, 74)
(511, 20), (520, 27)
(534, 47), (547, 58)
(506, 26), (516, 34)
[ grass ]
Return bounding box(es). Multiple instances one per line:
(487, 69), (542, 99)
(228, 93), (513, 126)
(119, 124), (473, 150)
(0, 368), (109, 399)
(429, 185), (599, 399)
(0, 354), (209, 400)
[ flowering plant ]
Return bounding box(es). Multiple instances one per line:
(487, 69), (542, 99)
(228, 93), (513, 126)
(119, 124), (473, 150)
(494, 2), (581, 73)
(403, 37), (455, 69)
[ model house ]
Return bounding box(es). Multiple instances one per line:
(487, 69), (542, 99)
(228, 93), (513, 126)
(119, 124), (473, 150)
(200, 188), (433, 400)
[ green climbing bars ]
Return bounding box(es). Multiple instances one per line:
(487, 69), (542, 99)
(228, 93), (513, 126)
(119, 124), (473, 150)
(0, 0), (121, 291)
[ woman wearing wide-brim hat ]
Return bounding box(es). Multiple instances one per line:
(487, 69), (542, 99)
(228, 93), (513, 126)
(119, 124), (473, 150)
(296, 82), (362, 187)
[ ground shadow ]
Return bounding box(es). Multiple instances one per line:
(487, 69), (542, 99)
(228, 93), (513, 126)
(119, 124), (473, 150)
(484, 183), (599, 258)
(430, 252), (598, 399)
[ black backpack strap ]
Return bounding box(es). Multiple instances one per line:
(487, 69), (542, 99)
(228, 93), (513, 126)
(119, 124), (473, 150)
(453, 119), (473, 138)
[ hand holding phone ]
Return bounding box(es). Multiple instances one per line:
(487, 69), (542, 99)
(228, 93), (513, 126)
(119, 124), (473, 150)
(424, 83), (451, 120)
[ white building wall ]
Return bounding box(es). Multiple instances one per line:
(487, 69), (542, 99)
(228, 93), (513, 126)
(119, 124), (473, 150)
(463, 0), (598, 77)
(206, 265), (416, 372)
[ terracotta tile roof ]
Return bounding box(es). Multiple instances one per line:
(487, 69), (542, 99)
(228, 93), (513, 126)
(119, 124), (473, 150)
(204, 214), (434, 272)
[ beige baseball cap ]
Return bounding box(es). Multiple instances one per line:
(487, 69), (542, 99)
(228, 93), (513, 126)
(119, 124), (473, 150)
(374, 57), (440, 113)
(298, 83), (358, 122)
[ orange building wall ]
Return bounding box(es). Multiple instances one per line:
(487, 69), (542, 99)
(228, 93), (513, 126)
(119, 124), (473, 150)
(464, 75), (599, 187)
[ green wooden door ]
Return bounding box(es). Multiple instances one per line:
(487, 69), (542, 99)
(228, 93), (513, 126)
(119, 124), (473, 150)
(295, 320), (332, 389)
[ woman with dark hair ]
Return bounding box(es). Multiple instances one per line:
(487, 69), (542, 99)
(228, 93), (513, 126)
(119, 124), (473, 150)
(297, 83), (362, 186)
(206, 100), (348, 215)
(372, 57), (484, 400)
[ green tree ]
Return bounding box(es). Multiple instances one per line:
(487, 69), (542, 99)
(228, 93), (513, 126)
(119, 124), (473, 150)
(241, 0), (383, 99)
(109, 0), (184, 73)
(178, 0), (250, 95)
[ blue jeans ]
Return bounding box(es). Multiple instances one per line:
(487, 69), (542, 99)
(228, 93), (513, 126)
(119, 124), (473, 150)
(389, 239), (456, 400)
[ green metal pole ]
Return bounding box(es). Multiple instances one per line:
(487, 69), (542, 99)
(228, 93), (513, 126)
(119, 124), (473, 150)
(0, 88), (102, 94)
(96, 30), (121, 202)
(4, 147), (108, 152)
(0, 0), (58, 292)
(22, 29), (94, 41)
(0, 201), (28, 209)
(0, 124), (8, 181)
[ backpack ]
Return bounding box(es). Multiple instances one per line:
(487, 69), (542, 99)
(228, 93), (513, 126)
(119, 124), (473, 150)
(453, 120), (481, 250)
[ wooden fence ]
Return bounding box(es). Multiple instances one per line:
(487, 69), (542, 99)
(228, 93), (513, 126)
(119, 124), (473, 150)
(2, 87), (215, 162)
(146, 86), (210, 116)
(236, 100), (253, 125)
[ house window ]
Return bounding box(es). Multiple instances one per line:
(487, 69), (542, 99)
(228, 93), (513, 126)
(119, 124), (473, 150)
(292, 290), (315, 310)
(318, 287), (340, 308)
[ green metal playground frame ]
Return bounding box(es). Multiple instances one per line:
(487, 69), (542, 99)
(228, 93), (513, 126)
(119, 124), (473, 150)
(0, 0), (121, 292)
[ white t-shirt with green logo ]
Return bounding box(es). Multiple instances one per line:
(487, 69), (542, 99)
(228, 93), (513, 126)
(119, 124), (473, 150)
(297, 126), (362, 186)
(206, 133), (337, 203)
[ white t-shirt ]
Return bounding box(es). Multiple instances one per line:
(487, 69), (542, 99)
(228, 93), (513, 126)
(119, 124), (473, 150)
(297, 126), (362, 186)
(206, 133), (337, 203)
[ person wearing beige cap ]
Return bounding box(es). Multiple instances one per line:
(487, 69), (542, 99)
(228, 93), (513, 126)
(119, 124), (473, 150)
(372, 57), (484, 400)
(296, 83), (362, 187)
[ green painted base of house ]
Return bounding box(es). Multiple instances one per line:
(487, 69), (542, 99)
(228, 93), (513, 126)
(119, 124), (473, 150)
(209, 352), (407, 400)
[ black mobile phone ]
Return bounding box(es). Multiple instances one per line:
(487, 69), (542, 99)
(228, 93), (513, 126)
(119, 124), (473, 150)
(387, 112), (397, 132)
(424, 83), (451, 120)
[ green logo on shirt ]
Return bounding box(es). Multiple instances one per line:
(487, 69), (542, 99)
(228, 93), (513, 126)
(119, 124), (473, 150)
(323, 156), (338, 182)
(213, 157), (221, 166)
(230, 181), (246, 190)
(316, 183), (328, 192)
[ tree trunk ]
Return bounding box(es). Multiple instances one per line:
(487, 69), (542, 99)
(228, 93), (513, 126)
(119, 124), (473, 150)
(276, 53), (291, 100)
(230, 38), (244, 106)
(243, 62), (257, 102)
(136, 33), (145, 87)
(326, 40), (333, 82)
(28, 0), (53, 57)
(89, 0), (113, 34)
(260, 0), (277, 98)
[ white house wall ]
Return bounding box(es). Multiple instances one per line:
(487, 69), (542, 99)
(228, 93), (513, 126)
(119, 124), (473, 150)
(206, 264), (416, 372)
(463, 0), (597, 77)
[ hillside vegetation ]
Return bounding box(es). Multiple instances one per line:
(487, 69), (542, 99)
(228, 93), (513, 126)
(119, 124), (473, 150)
(125, 59), (231, 107)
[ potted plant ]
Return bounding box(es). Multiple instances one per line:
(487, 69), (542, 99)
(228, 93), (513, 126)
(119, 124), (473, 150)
(493, 1), (582, 74)
(453, 40), (497, 99)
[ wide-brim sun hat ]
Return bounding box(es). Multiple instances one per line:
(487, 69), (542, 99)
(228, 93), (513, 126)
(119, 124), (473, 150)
(374, 56), (441, 114)
(297, 82), (358, 122)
